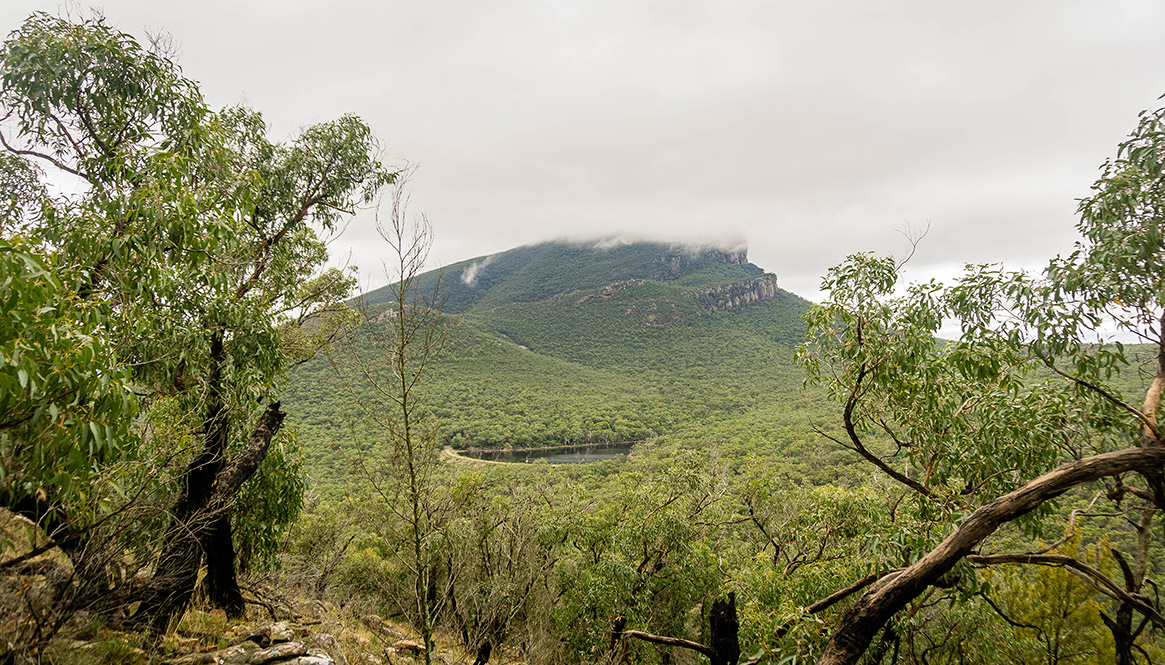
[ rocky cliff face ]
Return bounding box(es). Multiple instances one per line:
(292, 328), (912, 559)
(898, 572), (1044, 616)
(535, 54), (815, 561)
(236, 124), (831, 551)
(653, 246), (749, 278)
(692, 273), (778, 312)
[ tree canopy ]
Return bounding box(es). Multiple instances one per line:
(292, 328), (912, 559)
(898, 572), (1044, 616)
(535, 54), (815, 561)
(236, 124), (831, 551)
(800, 101), (1165, 663)
(0, 10), (391, 632)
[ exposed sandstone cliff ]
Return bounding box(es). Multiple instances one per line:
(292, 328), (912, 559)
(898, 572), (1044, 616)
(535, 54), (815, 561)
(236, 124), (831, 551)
(691, 273), (779, 312)
(652, 247), (748, 278)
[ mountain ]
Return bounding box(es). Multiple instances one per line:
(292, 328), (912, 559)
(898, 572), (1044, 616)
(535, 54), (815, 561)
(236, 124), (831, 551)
(360, 240), (764, 314)
(284, 240), (855, 492)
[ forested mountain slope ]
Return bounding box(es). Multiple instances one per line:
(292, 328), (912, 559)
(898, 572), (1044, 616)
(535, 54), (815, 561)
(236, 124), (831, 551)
(284, 240), (851, 490)
(359, 239), (765, 314)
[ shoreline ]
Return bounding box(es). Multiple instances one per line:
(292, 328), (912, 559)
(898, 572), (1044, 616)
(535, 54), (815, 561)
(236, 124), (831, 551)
(442, 446), (513, 465)
(443, 440), (643, 466)
(457, 439), (643, 455)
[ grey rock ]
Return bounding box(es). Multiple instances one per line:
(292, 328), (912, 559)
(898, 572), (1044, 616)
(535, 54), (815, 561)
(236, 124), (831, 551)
(283, 656), (335, 665)
(269, 622), (296, 643)
(225, 641), (307, 664)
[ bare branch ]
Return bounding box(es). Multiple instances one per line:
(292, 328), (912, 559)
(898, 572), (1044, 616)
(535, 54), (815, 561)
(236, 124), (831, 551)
(969, 552), (1165, 632)
(621, 630), (716, 659)
(0, 129), (90, 181)
(893, 221), (930, 270)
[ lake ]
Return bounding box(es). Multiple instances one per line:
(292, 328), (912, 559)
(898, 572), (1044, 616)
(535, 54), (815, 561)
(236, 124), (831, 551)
(458, 443), (634, 464)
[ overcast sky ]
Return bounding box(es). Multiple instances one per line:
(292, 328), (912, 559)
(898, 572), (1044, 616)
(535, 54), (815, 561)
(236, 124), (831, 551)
(4, 1), (1165, 301)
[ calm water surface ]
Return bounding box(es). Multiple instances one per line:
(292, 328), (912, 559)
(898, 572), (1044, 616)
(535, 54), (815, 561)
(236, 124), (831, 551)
(461, 443), (634, 464)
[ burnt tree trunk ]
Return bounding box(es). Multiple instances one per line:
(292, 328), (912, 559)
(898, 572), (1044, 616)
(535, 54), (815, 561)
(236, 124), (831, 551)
(1101, 603), (1135, 665)
(136, 333), (230, 631)
(137, 516), (205, 632)
(471, 639), (492, 665)
(201, 512), (245, 617)
(618, 594), (737, 664)
(709, 593), (739, 665)
(609, 614), (628, 657)
(132, 395), (286, 632)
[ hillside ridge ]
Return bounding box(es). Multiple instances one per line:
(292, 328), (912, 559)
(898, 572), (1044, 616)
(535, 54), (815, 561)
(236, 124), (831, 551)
(358, 238), (774, 314)
(285, 238), (832, 491)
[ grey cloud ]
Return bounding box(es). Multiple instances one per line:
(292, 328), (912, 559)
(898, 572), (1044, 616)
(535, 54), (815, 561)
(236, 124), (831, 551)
(5, 0), (1165, 303)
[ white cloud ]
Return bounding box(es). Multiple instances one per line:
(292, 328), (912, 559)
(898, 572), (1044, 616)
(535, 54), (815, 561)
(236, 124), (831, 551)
(459, 255), (495, 287)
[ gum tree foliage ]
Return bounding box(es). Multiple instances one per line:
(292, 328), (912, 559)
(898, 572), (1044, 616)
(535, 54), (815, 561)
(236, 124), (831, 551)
(0, 235), (137, 527)
(0, 11), (391, 629)
(799, 101), (1165, 664)
(731, 470), (888, 660)
(554, 451), (727, 664)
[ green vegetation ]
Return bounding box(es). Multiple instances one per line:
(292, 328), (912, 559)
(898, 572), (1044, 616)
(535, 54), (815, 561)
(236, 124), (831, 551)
(284, 243), (838, 495)
(362, 240), (762, 314)
(0, 235), (137, 520)
(285, 102), (1165, 663)
(0, 8), (388, 647)
(6, 9), (1165, 665)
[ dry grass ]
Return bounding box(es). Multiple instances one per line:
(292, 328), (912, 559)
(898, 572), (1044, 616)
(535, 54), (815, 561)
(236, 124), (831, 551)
(0, 510), (494, 664)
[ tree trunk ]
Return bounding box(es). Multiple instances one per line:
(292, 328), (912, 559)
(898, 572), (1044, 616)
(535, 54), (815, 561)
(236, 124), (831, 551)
(618, 597), (736, 664)
(131, 400), (285, 631)
(201, 511), (245, 617)
(1102, 605), (1135, 665)
(609, 614), (628, 656)
(709, 593), (739, 665)
(137, 516), (207, 632)
(471, 639), (492, 665)
(817, 447), (1165, 665)
(133, 334), (230, 631)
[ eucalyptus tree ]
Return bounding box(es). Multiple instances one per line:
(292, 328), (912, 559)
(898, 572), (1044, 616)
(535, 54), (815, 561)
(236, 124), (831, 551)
(799, 101), (1165, 663)
(439, 473), (565, 665)
(328, 171), (449, 664)
(0, 12), (391, 630)
(553, 450), (731, 664)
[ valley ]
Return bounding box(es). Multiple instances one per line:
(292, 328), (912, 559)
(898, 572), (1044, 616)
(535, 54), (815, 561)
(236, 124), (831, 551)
(277, 236), (1165, 664)
(283, 240), (856, 493)
(5, 14), (1165, 663)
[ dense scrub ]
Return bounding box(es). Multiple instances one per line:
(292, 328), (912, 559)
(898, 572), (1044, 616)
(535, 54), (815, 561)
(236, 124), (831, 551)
(6, 10), (1165, 665)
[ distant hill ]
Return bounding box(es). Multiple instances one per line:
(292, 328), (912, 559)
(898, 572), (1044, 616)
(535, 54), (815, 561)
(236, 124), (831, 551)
(284, 239), (857, 492)
(359, 240), (765, 314)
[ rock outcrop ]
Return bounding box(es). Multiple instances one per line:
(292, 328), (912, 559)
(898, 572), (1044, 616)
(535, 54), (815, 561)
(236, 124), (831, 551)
(167, 627), (332, 665)
(574, 279), (645, 305)
(691, 274), (778, 312)
(652, 246), (748, 279)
